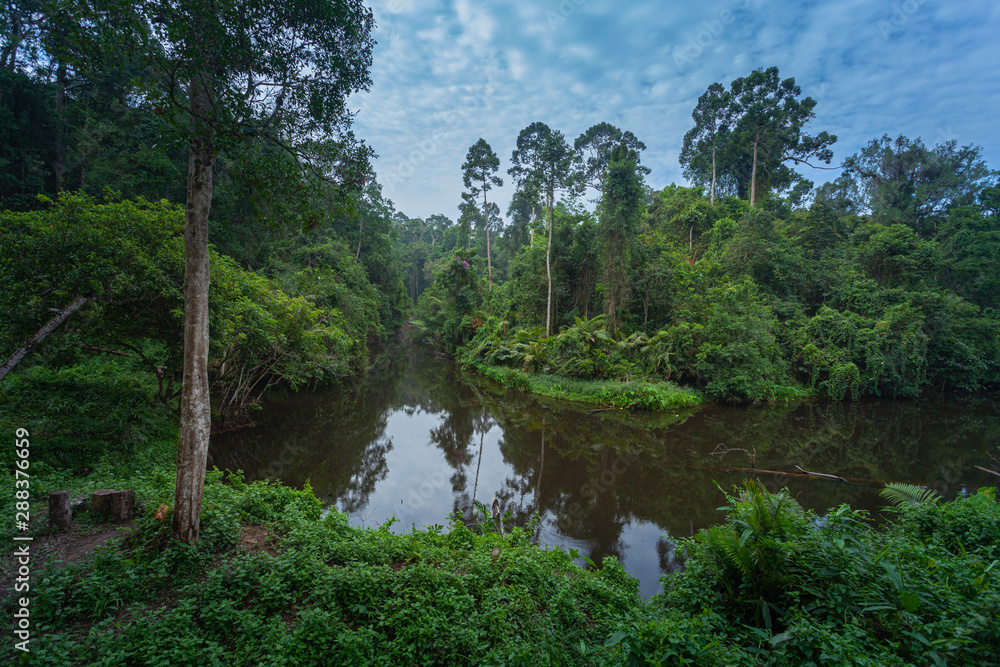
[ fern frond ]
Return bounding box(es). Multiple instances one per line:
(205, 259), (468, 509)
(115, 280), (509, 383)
(879, 482), (941, 507)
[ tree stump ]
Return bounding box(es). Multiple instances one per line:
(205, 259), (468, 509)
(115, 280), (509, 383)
(48, 490), (72, 528)
(91, 489), (135, 522)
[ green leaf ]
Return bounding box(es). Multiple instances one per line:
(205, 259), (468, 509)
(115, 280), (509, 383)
(604, 630), (629, 647)
(879, 482), (941, 507)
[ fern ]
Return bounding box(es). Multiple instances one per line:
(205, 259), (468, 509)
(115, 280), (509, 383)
(879, 482), (941, 507)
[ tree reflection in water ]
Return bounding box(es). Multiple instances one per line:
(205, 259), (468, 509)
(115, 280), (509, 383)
(211, 347), (1000, 595)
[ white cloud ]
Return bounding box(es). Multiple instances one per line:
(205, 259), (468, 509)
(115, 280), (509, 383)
(350, 0), (999, 218)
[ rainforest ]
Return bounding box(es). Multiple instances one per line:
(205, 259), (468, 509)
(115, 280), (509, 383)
(1, 0), (999, 664)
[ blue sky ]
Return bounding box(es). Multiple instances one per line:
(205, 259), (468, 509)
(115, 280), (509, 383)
(349, 0), (999, 220)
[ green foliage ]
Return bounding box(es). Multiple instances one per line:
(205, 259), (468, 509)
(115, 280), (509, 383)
(644, 486), (1000, 665)
(663, 277), (796, 403)
(0, 194), (371, 421)
(880, 482), (943, 507)
(470, 360), (702, 411)
(0, 357), (172, 469)
(414, 249), (484, 354)
(3, 467), (641, 666)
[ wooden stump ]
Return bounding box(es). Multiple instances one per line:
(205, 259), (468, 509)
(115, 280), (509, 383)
(48, 490), (72, 528)
(91, 489), (135, 522)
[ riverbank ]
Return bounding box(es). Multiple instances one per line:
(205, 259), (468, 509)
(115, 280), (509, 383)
(3, 353), (999, 664)
(464, 360), (706, 411)
(2, 428), (998, 664)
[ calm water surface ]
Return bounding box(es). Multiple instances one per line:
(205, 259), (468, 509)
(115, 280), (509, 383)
(210, 347), (1000, 597)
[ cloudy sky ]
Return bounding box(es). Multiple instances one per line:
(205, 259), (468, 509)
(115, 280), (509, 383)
(348, 0), (999, 220)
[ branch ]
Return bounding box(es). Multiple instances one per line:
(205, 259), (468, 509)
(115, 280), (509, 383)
(80, 345), (134, 358)
(784, 156), (845, 171)
(0, 296), (89, 382)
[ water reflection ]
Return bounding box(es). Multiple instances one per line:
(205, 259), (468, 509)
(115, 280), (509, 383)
(210, 347), (1000, 596)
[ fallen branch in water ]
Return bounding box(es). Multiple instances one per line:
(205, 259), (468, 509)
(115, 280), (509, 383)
(975, 465), (1000, 478)
(794, 465), (849, 483)
(710, 443), (757, 468)
(665, 462), (971, 491)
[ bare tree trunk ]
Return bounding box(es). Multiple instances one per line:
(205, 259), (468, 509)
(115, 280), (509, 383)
(48, 491), (71, 528)
(0, 295), (89, 381)
(482, 185), (491, 289)
(750, 135), (759, 207)
(355, 181), (364, 261)
(545, 191), (553, 337)
(710, 144), (717, 205)
(53, 60), (67, 191)
(355, 214), (363, 261)
(172, 79), (217, 545)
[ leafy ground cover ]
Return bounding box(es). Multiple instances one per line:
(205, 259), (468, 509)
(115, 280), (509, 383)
(2, 404), (998, 665)
(465, 360), (704, 412)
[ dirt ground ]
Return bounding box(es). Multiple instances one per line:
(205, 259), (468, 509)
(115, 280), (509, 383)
(0, 514), (280, 598)
(0, 519), (134, 593)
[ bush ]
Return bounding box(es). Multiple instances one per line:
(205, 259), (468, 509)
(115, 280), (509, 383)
(0, 358), (172, 469)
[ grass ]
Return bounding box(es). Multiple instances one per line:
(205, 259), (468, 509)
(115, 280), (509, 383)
(466, 361), (704, 411)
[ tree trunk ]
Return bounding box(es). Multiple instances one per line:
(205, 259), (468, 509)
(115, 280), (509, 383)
(0, 295), (89, 381)
(545, 191), (554, 337)
(355, 180), (364, 261)
(750, 134), (759, 207)
(483, 185), (493, 291)
(710, 144), (717, 205)
(355, 213), (363, 261)
(53, 59), (67, 191)
(172, 79), (217, 545)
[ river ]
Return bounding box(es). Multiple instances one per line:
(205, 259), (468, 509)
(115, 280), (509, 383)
(209, 346), (1000, 597)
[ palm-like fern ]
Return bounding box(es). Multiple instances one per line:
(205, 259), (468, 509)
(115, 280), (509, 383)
(879, 482), (941, 507)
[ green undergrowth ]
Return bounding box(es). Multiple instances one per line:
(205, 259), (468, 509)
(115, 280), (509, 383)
(3, 436), (999, 665)
(627, 482), (1000, 666)
(466, 361), (704, 411)
(3, 471), (642, 666)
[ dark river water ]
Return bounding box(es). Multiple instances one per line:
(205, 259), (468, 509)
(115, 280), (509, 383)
(209, 347), (1000, 597)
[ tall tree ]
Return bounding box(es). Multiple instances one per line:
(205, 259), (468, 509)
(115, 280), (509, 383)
(679, 83), (733, 205)
(841, 135), (993, 237)
(88, 0), (375, 543)
(728, 67), (836, 206)
(598, 142), (643, 335)
(508, 122), (576, 336)
(574, 122), (649, 202)
(462, 138), (502, 290)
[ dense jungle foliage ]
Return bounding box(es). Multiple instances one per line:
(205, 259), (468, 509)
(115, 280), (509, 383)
(406, 121), (999, 404)
(3, 5), (999, 664)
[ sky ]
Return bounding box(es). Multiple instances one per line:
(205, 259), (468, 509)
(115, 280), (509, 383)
(348, 0), (1000, 221)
